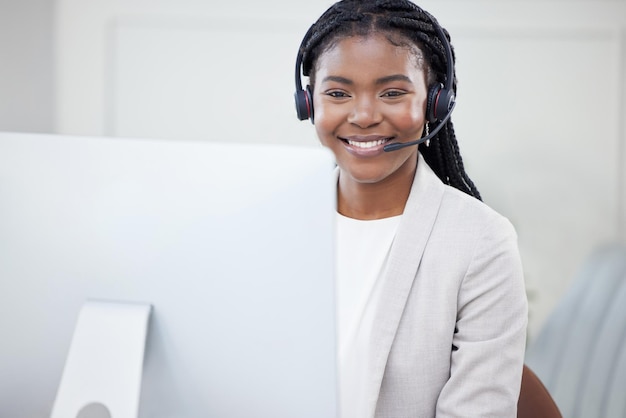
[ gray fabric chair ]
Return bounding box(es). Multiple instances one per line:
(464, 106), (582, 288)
(525, 243), (626, 418)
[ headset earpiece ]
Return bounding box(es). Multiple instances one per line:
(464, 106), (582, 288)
(426, 83), (455, 124)
(294, 85), (314, 123)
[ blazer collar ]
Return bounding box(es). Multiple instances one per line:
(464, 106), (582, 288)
(364, 152), (446, 416)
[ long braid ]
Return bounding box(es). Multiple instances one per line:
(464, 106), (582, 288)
(301, 0), (481, 200)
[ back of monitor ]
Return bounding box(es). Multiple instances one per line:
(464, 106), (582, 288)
(0, 132), (337, 418)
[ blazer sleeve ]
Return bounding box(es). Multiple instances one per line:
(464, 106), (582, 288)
(435, 215), (528, 417)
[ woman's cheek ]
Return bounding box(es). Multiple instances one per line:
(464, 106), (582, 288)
(392, 105), (425, 132)
(313, 101), (339, 142)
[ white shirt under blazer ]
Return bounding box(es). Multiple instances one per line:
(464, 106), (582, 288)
(343, 153), (528, 418)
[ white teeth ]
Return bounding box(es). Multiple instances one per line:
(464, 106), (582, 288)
(347, 139), (387, 149)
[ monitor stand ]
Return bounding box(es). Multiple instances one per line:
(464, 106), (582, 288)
(50, 301), (152, 418)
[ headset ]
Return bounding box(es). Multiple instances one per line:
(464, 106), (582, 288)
(294, 10), (455, 152)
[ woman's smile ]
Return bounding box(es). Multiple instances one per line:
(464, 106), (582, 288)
(340, 135), (394, 156)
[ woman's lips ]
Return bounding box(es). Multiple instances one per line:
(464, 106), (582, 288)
(339, 136), (394, 155)
(345, 138), (389, 149)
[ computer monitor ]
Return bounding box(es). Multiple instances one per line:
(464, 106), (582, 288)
(0, 132), (337, 417)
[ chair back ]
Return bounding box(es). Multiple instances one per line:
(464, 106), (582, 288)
(518, 364), (562, 418)
(525, 244), (626, 418)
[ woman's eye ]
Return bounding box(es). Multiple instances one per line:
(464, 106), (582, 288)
(326, 91), (349, 98)
(382, 90), (406, 98)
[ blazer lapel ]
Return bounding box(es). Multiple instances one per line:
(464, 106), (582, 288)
(364, 154), (446, 416)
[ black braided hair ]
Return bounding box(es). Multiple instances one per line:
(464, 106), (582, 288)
(301, 0), (481, 200)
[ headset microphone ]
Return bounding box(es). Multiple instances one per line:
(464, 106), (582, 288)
(383, 102), (455, 152)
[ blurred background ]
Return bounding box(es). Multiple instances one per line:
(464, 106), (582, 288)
(1, 0), (625, 343)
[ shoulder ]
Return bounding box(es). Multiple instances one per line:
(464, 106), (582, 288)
(423, 184), (519, 278)
(415, 157), (516, 244)
(402, 155), (519, 267)
(440, 183), (515, 237)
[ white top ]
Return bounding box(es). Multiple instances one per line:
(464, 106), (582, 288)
(335, 212), (402, 418)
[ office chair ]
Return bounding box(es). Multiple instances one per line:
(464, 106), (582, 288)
(518, 364), (562, 418)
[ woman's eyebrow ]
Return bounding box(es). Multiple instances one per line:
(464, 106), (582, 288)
(376, 74), (412, 85)
(322, 75), (353, 85)
(321, 74), (412, 85)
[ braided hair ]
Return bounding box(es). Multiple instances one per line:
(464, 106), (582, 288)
(300, 0), (481, 200)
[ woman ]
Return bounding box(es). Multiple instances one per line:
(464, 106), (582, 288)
(294, 0), (528, 417)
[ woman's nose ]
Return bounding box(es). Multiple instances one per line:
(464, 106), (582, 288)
(347, 96), (382, 128)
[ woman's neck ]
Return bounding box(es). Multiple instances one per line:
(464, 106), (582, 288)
(337, 155), (417, 220)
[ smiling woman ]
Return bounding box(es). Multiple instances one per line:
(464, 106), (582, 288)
(294, 1), (528, 417)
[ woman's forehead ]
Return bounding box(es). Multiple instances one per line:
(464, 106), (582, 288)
(315, 34), (426, 76)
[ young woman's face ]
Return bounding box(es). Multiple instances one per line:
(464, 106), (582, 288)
(313, 33), (428, 187)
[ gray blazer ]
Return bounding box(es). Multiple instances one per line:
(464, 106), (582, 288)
(345, 153), (528, 418)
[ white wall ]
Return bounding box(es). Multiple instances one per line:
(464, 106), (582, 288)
(0, 0), (55, 133)
(39, 0), (626, 340)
